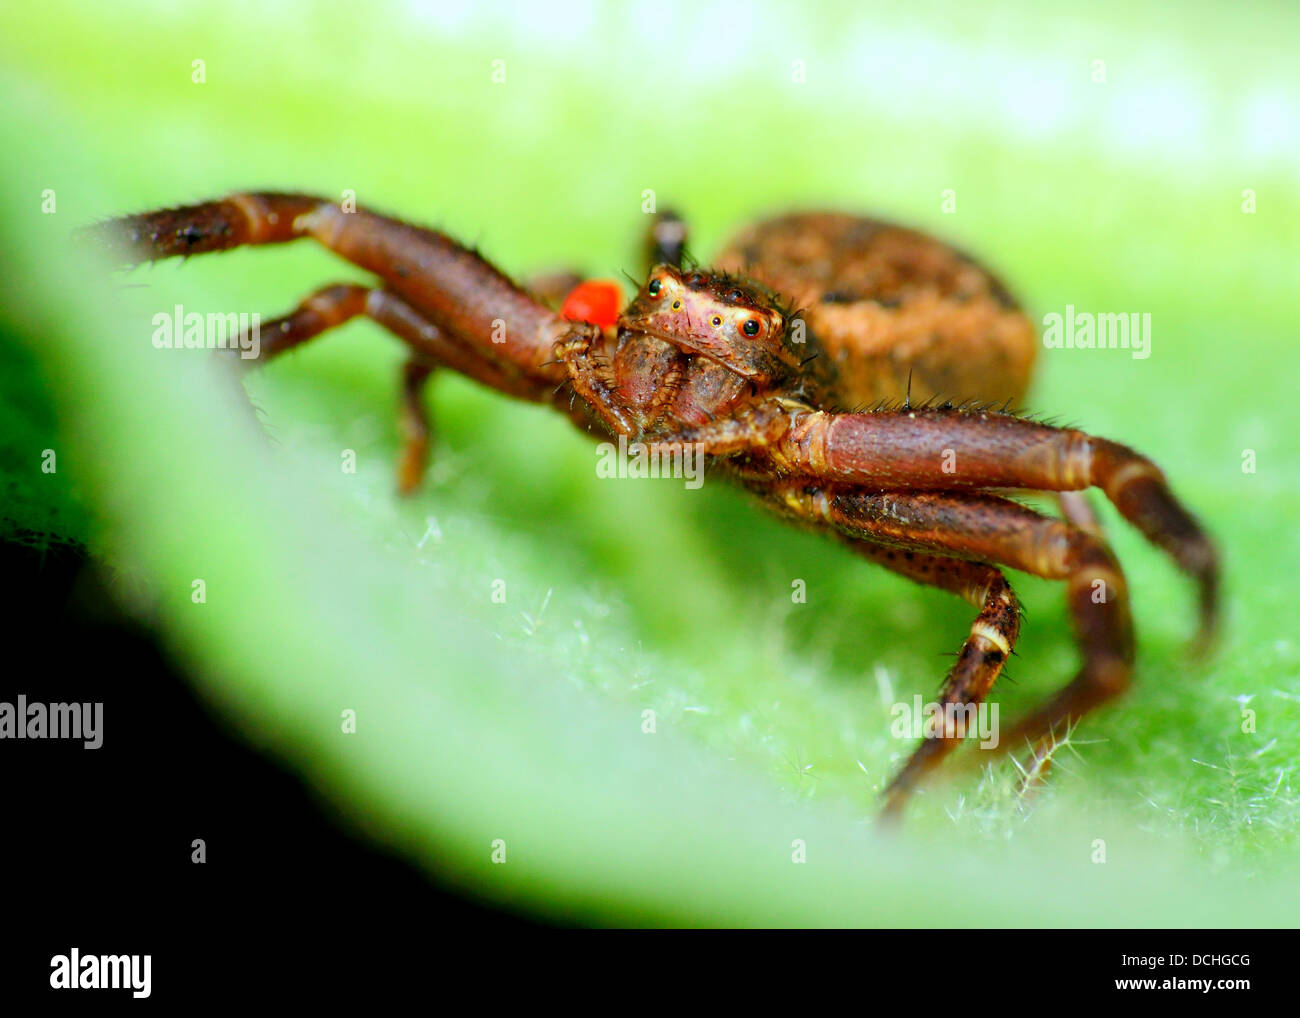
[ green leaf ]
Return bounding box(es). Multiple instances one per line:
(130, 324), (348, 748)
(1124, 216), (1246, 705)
(3, 0), (1298, 925)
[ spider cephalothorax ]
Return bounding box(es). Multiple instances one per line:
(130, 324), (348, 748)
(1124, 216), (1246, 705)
(625, 265), (800, 384)
(554, 263), (823, 438)
(90, 193), (1219, 821)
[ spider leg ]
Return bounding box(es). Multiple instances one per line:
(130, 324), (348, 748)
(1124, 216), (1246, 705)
(238, 283), (553, 492)
(652, 403), (1217, 647)
(792, 406), (1215, 644)
(990, 490), (1108, 540)
(646, 209), (689, 270)
(555, 329), (640, 435)
(1054, 490), (1106, 540)
(396, 357), (437, 496)
(88, 192), (595, 387)
(840, 542), (1020, 822)
(768, 483), (1136, 809)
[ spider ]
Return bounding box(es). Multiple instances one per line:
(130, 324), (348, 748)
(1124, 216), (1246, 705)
(90, 193), (1218, 821)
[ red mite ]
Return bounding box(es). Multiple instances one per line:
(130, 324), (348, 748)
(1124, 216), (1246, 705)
(560, 279), (623, 329)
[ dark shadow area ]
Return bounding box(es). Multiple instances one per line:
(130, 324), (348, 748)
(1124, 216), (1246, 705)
(0, 537), (562, 1001)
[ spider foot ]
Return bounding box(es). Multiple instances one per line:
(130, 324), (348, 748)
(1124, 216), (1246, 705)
(396, 357), (437, 497)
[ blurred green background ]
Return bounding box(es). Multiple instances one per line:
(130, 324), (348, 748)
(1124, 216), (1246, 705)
(1, 0), (1298, 925)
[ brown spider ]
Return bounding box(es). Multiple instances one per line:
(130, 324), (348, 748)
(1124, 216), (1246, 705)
(90, 193), (1218, 821)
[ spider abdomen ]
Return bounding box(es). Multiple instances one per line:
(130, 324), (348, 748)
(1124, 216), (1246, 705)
(714, 212), (1037, 410)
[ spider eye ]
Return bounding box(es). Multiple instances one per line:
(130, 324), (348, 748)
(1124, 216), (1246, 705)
(710, 315), (722, 328)
(671, 299), (682, 310)
(742, 318), (761, 337)
(647, 279), (661, 297)
(729, 289), (745, 302)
